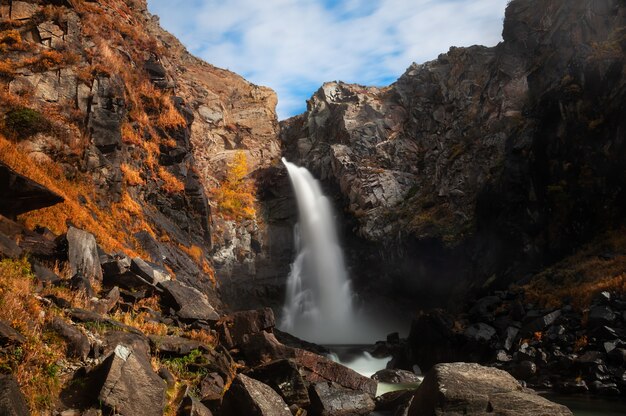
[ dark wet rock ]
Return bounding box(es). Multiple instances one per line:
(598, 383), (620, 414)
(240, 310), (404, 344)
(98, 330), (150, 358)
(247, 359), (310, 408)
(589, 381), (621, 396)
(222, 373), (291, 416)
(0, 231), (22, 258)
(375, 389), (414, 412)
(0, 320), (26, 346)
(159, 280), (219, 321)
(66, 227), (103, 282)
(49, 317), (90, 360)
(0, 161), (63, 219)
(308, 382), (375, 416)
(91, 344), (165, 416)
(555, 380), (589, 394)
(92, 286), (120, 315)
(30, 261), (61, 286)
(512, 360), (537, 381)
(70, 272), (95, 297)
(588, 306), (616, 327)
(178, 392), (213, 416)
(274, 328), (330, 355)
(0, 374), (29, 416)
(103, 270), (159, 293)
(199, 372), (224, 402)
(408, 363), (572, 416)
(503, 326), (519, 351)
(100, 254), (131, 278)
(158, 366), (176, 390)
(148, 335), (206, 356)
(608, 348), (626, 365)
(518, 310), (561, 338)
(217, 307), (275, 349)
(469, 296), (501, 322)
(241, 332), (377, 397)
(372, 369), (421, 384)
(130, 257), (170, 285)
(464, 323), (496, 343)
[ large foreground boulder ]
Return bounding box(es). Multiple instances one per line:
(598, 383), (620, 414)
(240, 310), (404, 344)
(309, 382), (375, 416)
(408, 362), (573, 416)
(91, 344), (165, 416)
(222, 373), (291, 416)
(0, 374), (29, 415)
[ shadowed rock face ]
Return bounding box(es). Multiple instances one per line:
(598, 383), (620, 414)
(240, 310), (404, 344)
(0, 162), (63, 219)
(279, 0), (626, 307)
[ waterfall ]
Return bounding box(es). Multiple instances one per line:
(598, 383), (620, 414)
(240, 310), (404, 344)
(279, 158), (356, 344)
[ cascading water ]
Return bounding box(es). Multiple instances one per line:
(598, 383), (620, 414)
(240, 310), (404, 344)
(279, 158), (356, 344)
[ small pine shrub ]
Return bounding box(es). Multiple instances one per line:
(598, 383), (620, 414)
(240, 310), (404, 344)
(3, 107), (50, 139)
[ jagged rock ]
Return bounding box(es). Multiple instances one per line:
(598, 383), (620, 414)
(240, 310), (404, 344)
(0, 374), (29, 416)
(408, 363), (572, 416)
(464, 323), (496, 343)
(130, 257), (170, 285)
(159, 280), (219, 321)
(374, 389), (414, 412)
(66, 227), (103, 282)
(503, 326), (520, 351)
(92, 344), (165, 416)
(50, 317), (90, 360)
(98, 330), (150, 358)
(178, 393), (213, 416)
(70, 272), (95, 297)
(588, 306), (616, 327)
(222, 373), (291, 416)
(241, 332), (378, 397)
(469, 296), (502, 321)
(199, 372), (224, 402)
(217, 307), (275, 349)
(148, 335), (206, 356)
(158, 366), (176, 389)
(273, 328), (330, 355)
(30, 261), (61, 286)
(308, 382), (375, 416)
(0, 320), (26, 345)
(101, 254), (131, 278)
(247, 359), (310, 407)
(0, 162), (63, 219)
(372, 369), (421, 384)
(0, 232), (22, 258)
(91, 286), (120, 314)
(518, 310), (561, 338)
(9, 1), (38, 20)
(103, 270), (159, 293)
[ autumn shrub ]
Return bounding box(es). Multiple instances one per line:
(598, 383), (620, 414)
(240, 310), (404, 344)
(120, 163), (145, 186)
(158, 167), (185, 194)
(0, 59), (16, 78)
(23, 49), (76, 72)
(0, 29), (24, 52)
(211, 150), (256, 220)
(3, 107), (50, 139)
(0, 258), (65, 410)
(121, 123), (142, 145)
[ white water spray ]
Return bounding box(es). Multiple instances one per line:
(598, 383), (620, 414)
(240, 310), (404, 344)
(279, 158), (356, 344)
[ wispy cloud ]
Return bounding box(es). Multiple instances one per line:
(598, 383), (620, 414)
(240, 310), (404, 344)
(147, 0), (509, 119)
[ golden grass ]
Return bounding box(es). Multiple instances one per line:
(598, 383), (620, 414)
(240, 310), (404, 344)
(211, 151), (257, 220)
(120, 163), (145, 186)
(0, 258), (65, 411)
(121, 123), (143, 146)
(158, 167), (185, 194)
(522, 229), (626, 308)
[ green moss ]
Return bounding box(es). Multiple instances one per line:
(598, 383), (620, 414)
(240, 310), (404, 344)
(3, 107), (50, 139)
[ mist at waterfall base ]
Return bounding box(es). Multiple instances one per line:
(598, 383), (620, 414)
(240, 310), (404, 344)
(279, 158), (402, 345)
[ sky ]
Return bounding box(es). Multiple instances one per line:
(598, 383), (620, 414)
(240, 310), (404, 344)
(146, 0), (509, 120)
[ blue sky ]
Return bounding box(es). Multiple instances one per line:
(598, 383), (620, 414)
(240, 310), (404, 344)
(147, 0), (509, 119)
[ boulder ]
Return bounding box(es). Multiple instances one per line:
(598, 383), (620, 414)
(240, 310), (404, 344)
(159, 280), (219, 321)
(308, 382), (375, 416)
(130, 257), (170, 285)
(198, 372), (225, 402)
(408, 363), (572, 416)
(518, 310), (561, 338)
(247, 359), (310, 407)
(66, 227), (103, 282)
(372, 369), (421, 384)
(0, 159), (63, 219)
(374, 389), (414, 412)
(100, 254), (131, 278)
(98, 330), (150, 358)
(148, 335), (206, 356)
(464, 323), (496, 343)
(0, 374), (29, 416)
(0, 232), (22, 258)
(0, 320), (26, 345)
(70, 272), (95, 297)
(92, 344), (165, 416)
(221, 373), (291, 416)
(177, 393), (213, 416)
(588, 306), (616, 327)
(217, 308), (275, 349)
(49, 317), (90, 360)
(30, 261), (61, 286)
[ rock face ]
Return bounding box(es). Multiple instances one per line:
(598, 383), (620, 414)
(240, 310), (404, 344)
(279, 0), (626, 306)
(408, 362), (572, 416)
(0, 374), (30, 416)
(66, 227), (103, 282)
(159, 280), (220, 321)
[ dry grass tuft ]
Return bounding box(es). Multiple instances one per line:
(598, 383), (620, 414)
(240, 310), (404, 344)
(158, 167), (185, 194)
(120, 163), (145, 186)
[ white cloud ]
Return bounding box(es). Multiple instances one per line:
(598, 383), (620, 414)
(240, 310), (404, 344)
(147, 0), (509, 119)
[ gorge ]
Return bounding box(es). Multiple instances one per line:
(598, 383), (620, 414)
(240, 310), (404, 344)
(0, 0), (624, 415)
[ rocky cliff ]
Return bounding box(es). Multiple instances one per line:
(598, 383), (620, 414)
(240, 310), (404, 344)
(280, 0), (626, 306)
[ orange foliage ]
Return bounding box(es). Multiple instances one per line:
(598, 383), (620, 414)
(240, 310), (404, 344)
(121, 123), (142, 145)
(211, 150), (256, 220)
(157, 97), (186, 129)
(120, 163), (145, 186)
(158, 167), (185, 194)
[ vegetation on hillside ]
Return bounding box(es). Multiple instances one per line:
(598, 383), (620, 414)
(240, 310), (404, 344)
(212, 150), (257, 220)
